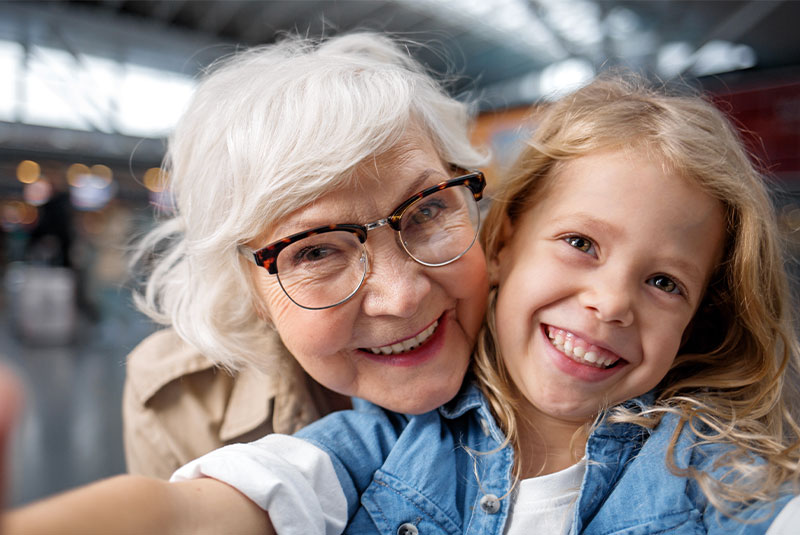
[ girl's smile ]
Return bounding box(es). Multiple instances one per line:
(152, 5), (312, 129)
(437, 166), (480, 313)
(494, 149), (725, 428)
(545, 325), (624, 369)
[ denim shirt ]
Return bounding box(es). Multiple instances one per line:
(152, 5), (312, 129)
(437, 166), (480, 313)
(175, 382), (792, 534)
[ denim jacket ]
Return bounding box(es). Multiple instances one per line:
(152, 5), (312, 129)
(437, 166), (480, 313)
(175, 382), (792, 534)
(571, 394), (792, 534)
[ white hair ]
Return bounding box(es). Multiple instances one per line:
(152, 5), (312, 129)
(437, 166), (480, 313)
(131, 32), (488, 370)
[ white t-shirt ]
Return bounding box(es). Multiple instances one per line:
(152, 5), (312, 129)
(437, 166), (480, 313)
(504, 459), (586, 535)
(767, 494), (800, 535)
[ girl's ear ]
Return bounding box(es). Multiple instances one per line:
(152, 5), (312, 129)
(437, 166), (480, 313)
(488, 214), (514, 286)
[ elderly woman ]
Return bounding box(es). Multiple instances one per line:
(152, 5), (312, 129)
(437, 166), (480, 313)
(122, 31), (490, 479)
(1, 32), (489, 533)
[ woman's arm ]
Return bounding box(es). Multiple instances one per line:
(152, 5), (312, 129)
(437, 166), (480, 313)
(2, 475), (275, 535)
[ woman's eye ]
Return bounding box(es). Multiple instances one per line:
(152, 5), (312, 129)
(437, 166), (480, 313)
(565, 236), (595, 255)
(294, 245), (336, 265)
(409, 200), (445, 225)
(647, 275), (681, 295)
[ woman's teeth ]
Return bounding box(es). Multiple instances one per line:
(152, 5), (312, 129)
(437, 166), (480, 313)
(367, 321), (438, 355)
(547, 326), (620, 369)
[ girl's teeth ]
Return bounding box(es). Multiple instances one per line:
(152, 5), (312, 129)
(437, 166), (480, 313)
(368, 320), (439, 355)
(546, 326), (620, 369)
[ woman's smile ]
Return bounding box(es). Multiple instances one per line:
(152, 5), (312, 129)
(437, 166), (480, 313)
(364, 316), (441, 355)
(361, 313), (448, 368)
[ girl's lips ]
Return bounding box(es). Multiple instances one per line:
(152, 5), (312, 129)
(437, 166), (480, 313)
(546, 326), (622, 368)
(541, 324), (628, 380)
(359, 313), (448, 368)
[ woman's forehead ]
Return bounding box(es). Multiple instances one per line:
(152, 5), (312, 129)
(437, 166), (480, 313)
(266, 156), (449, 241)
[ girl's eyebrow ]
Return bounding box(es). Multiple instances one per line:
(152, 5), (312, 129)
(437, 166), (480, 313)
(551, 213), (621, 239)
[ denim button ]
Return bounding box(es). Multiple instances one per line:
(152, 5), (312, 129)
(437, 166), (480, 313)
(397, 522), (418, 535)
(480, 493), (500, 514)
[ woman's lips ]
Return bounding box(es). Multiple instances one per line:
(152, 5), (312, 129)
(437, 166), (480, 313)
(358, 314), (448, 368)
(365, 319), (439, 355)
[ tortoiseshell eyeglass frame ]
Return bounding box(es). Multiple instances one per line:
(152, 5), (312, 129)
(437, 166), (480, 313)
(240, 169), (486, 275)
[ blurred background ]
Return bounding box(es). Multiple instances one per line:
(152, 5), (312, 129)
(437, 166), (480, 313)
(0, 0), (798, 506)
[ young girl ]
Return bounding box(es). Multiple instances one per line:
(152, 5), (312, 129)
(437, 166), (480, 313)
(473, 73), (800, 533)
(4, 74), (798, 534)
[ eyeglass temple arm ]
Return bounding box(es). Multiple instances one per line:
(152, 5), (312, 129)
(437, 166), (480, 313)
(237, 245), (258, 265)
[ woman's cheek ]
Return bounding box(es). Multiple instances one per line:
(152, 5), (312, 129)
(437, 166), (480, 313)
(454, 248), (489, 341)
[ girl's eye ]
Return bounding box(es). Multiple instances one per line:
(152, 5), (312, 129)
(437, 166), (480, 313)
(647, 275), (681, 295)
(565, 236), (595, 255)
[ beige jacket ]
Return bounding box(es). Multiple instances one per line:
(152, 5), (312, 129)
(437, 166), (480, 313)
(122, 329), (346, 479)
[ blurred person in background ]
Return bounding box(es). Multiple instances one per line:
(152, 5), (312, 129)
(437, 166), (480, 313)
(25, 173), (71, 269)
(23, 172), (99, 323)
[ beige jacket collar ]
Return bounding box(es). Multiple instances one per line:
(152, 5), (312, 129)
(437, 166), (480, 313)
(126, 329), (275, 441)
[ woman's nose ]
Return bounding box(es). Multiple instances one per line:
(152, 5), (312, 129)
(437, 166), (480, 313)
(578, 273), (635, 326)
(359, 249), (432, 318)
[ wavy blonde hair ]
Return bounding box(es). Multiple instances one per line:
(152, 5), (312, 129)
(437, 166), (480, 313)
(475, 72), (800, 506)
(130, 32), (487, 371)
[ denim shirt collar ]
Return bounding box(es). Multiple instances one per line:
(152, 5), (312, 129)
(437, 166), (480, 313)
(439, 381), (508, 444)
(439, 382), (486, 419)
(438, 384), (657, 446)
(591, 390), (657, 440)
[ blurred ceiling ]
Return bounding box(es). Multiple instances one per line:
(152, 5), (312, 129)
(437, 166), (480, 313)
(1, 0), (799, 167)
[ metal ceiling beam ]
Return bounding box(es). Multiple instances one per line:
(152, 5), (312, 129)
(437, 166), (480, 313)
(703, 0), (784, 43)
(197, 0), (245, 36)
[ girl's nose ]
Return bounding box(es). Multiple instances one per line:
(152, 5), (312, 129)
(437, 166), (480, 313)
(578, 273), (635, 327)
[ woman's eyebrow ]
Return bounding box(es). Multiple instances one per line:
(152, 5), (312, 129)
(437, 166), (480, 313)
(271, 168), (448, 238)
(395, 168), (446, 200)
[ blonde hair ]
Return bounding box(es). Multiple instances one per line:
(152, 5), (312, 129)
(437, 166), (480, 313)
(475, 72), (800, 506)
(131, 32), (487, 371)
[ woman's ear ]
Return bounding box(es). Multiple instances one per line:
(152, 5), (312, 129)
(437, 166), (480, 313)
(488, 214), (514, 286)
(245, 262), (275, 326)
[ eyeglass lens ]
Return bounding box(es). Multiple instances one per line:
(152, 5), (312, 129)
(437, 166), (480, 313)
(275, 184), (480, 309)
(398, 183), (479, 265)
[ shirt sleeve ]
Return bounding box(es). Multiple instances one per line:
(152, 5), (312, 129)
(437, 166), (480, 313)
(171, 434), (347, 535)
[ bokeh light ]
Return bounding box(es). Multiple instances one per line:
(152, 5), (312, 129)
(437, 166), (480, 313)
(16, 160), (41, 184)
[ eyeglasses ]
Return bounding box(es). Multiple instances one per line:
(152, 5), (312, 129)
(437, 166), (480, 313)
(241, 170), (486, 310)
